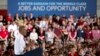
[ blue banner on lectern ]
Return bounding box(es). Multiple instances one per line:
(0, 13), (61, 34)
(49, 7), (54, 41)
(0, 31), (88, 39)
(8, 0), (97, 17)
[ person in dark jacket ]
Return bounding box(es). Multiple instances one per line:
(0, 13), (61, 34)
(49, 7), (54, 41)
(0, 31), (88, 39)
(77, 25), (85, 42)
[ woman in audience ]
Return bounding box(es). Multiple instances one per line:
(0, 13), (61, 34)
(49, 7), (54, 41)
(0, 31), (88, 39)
(45, 28), (56, 44)
(69, 26), (77, 42)
(29, 28), (38, 43)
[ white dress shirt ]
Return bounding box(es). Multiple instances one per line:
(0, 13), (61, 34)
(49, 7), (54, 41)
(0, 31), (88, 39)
(14, 30), (26, 55)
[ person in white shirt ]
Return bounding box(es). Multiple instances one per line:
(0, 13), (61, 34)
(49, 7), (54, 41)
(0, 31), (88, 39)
(14, 29), (26, 56)
(39, 18), (48, 29)
(45, 28), (55, 44)
(29, 28), (38, 43)
(8, 22), (18, 32)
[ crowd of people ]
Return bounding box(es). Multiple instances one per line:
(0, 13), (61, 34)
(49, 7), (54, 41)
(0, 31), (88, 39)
(0, 12), (100, 56)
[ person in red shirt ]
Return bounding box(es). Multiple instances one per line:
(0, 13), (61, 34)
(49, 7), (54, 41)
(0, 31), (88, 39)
(0, 26), (8, 40)
(38, 28), (45, 41)
(77, 16), (84, 26)
(68, 45), (78, 56)
(6, 13), (13, 23)
(69, 26), (77, 42)
(84, 26), (93, 40)
(54, 24), (62, 39)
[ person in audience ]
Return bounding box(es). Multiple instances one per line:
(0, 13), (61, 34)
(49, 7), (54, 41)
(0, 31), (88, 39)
(38, 28), (45, 44)
(62, 26), (69, 42)
(0, 26), (8, 51)
(0, 26), (8, 40)
(39, 17), (48, 29)
(14, 13), (20, 21)
(68, 15), (75, 24)
(29, 13), (35, 19)
(67, 21), (73, 32)
(68, 45), (78, 56)
(7, 22), (18, 32)
(29, 28), (38, 43)
(21, 12), (27, 19)
(45, 28), (56, 44)
(92, 26), (100, 40)
(69, 26), (77, 42)
(77, 16), (84, 26)
(77, 25), (85, 42)
(6, 13), (13, 23)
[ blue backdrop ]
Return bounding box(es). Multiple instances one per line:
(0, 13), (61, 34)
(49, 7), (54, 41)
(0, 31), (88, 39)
(8, 0), (97, 17)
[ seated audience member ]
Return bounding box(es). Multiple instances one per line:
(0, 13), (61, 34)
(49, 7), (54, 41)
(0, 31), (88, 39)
(77, 16), (84, 26)
(14, 13), (20, 21)
(45, 28), (56, 44)
(77, 25), (85, 42)
(37, 28), (45, 44)
(61, 26), (69, 42)
(28, 13), (35, 19)
(84, 26), (93, 40)
(21, 13), (27, 19)
(39, 17), (48, 29)
(92, 26), (100, 40)
(29, 28), (38, 43)
(68, 15), (75, 24)
(69, 26), (77, 42)
(67, 21), (73, 32)
(0, 26), (8, 40)
(0, 26), (9, 51)
(6, 13), (13, 23)
(7, 22), (18, 32)
(68, 45), (78, 56)
(53, 23), (62, 39)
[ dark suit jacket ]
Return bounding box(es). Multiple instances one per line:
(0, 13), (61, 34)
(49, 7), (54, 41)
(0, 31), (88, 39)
(24, 47), (43, 56)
